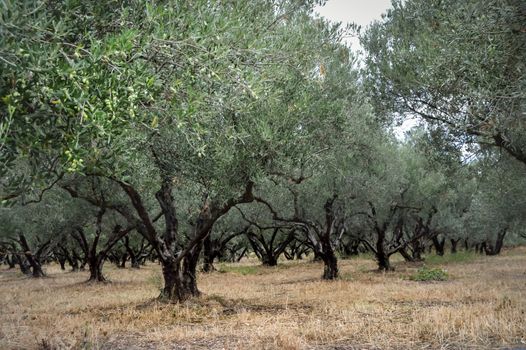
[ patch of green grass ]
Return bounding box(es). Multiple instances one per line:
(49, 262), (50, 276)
(218, 260), (300, 275)
(357, 264), (372, 273)
(409, 266), (448, 281)
(425, 251), (479, 265)
(217, 264), (260, 275)
(339, 272), (353, 281)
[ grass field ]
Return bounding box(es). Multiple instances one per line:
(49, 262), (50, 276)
(1, 248), (525, 349)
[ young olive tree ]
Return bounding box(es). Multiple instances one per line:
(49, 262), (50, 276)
(342, 133), (461, 270)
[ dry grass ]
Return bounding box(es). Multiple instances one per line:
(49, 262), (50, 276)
(1, 248), (526, 350)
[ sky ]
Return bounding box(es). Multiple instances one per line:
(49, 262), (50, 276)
(314, 0), (392, 51)
(314, 0), (418, 138)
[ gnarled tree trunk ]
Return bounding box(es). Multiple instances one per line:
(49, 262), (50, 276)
(375, 228), (393, 271)
(431, 235), (445, 256)
(398, 247), (415, 262)
(58, 257), (66, 270)
(15, 253), (31, 275)
(202, 234), (218, 272)
(88, 255), (106, 282)
(19, 234), (45, 278)
(484, 228), (507, 256)
(376, 250), (392, 271)
(321, 244), (338, 279)
(120, 175), (255, 303)
(6, 254), (16, 269)
(450, 238), (461, 254)
(159, 249), (202, 302)
(320, 196), (339, 279)
(410, 240), (425, 261)
(160, 260), (190, 302)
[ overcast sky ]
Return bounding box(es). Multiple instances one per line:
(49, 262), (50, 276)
(314, 0), (392, 51)
(314, 0), (417, 137)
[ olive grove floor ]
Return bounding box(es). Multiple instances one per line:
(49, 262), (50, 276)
(1, 248), (525, 349)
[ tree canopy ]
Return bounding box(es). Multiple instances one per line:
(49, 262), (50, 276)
(0, 0), (525, 304)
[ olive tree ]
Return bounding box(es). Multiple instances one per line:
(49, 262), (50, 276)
(1, 0), (358, 301)
(362, 0), (526, 165)
(464, 153), (526, 255)
(0, 189), (87, 277)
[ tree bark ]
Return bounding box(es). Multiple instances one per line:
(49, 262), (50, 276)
(295, 249), (305, 260)
(131, 256), (140, 268)
(160, 260), (183, 301)
(375, 229), (393, 271)
(262, 254), (278, 266)
(85, 208), (108, 282)
(7, 254), (16, 269)
(484, 228), (507, 256)
(311, 250), (323, 262)
(377, 250), (393, 271)
(431, 235), (445, 256)
(321, 249), (338, 279)
(182, 245), (201, 297)
(87, 256), (106, 282)
(58, 257), (66, 270)
(236, 247), (247, 262)
(320, 196), (338, 279)
(19, 234), (45, 277)
(123, 235), (141, 269)
(398, 247), (415, 262)
(119, 253), (127, 268)
(410, 240), (425, 261)
(450, 238), (460, 254)
(159, 256), (200, 302)
(202, 234), (216, 272)
(15, 254), (31, 275)
(70, 256), (80, 271)
(68, 248), (84, 271)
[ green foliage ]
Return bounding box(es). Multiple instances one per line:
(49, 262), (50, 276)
(362, 0), (526, 164)
(410, 266), (448, 281)
(464, 155), (526, 242)
(0, 187), (93, 241)
(1, 0), (358, 208)
(1, 0), (525, 285)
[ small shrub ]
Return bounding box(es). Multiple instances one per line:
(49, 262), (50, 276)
(410, 266), (448, 281)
